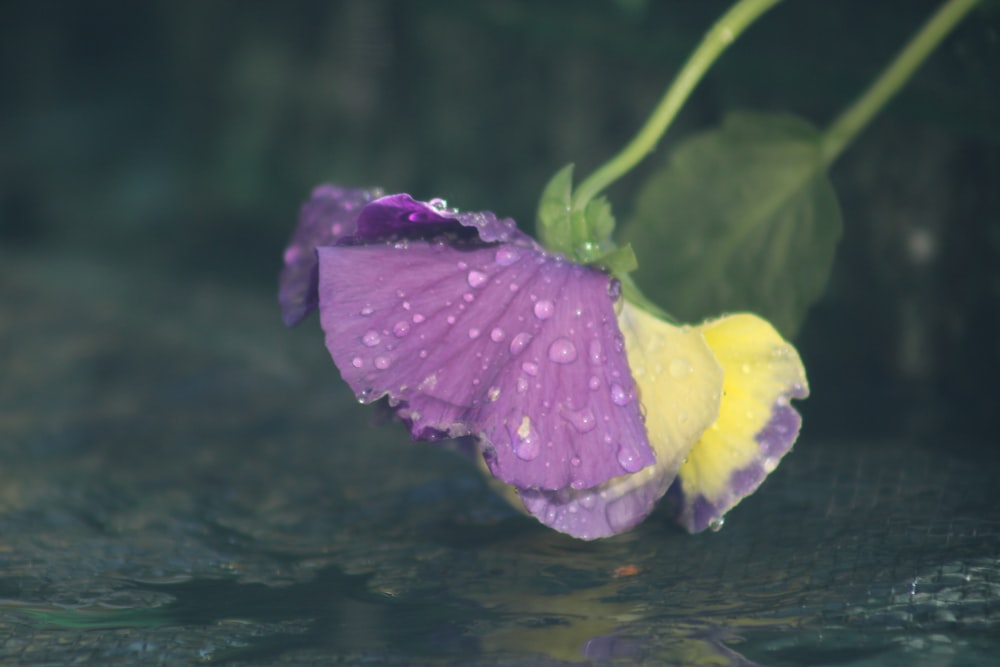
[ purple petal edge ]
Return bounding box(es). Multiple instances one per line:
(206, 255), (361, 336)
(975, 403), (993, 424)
(671, 392), (805, 533)
(279, 185), (381, 327)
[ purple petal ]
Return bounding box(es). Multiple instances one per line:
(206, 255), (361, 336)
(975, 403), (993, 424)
(279, 185), (382, 327)
(519, 466), (668, 540)
(353, 194), (523, 245)
(316, 236), (653, 492)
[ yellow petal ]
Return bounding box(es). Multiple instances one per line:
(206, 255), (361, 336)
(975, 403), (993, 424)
(617, 301), (724, 481)
(674, 313), (808, 532)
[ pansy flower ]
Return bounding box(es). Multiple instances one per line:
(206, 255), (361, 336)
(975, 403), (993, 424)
(280, 185), (808, 540)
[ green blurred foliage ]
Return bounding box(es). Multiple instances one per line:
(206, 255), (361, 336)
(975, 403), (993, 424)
(624, 111), (842, 338)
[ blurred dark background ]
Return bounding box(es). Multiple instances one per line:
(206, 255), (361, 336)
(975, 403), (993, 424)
(2, 0), (998, 446)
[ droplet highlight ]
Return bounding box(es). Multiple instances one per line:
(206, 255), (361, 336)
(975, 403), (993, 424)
(533, 300), (555, 320)
(548, 338), (577, 364)
(467, 270), (488, 288)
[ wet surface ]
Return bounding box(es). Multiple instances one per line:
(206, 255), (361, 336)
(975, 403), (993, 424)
(1, 251), (998, 666)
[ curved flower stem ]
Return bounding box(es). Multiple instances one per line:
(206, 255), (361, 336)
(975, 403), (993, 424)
(820, 0), (981, 166)
(570, 0), (784, 213)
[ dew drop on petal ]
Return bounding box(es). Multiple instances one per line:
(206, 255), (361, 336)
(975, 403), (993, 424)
(495, 247), (520, 266)
(509, 332), (533, 355)
(362, 330), (381, 347)
(514, 417), (540, 461)
(401, 300), (411, 310)
(669, 357), (693, 379)
(392, 321), (411, 338)
(616, 444), (643, 472)
(610, 383), (628, 405)
(490, 327), (505, 342)
(709, 517), (725, 532)
(418, 349), (428, 359)
(463, 292), (475, 303)
(548, 338), (577, 364)
(588, 340), (604, 366)
(521, 361), (538, 376)
(468, 328), (481, 339)
(467, 270), (488, 288)
(589, 376), (601, 391)
(412, 313), (425, 324)
(374, 356), (391, 370)
(570, 456), (581, 467)
(360, 305), (374, 317)
(516, 377), (529, 394)
(564, 407), (596, 433)
(446, 315), (456, 325)
(533, 300), (555, 320)
(351, 357), (363, 368)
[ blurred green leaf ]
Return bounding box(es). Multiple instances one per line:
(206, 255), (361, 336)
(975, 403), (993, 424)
(536, 163), (575, 254)
(623, 110), (843, 338)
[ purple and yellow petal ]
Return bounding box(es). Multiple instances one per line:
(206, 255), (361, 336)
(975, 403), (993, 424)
(316, 198), (653, 492)
(670, 313), (809, 533)
(279, 185), (381, 327)
(511, 302), (727, 539)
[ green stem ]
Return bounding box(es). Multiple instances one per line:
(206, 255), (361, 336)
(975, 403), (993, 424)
(821, 0), (980, 165)
(570, 0), (784, 212)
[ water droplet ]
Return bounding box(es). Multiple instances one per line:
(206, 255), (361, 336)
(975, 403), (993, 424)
(588, 340), (604, 366)
(487, 386), (501, 402)
(709, 517), (725, 532)
(374, 356), (391, 370)
(514, 417), (540, 461)
(588, 376), (601, 391)
(610, 383), (629, 405)
(351, 357), (363, 368)
(360, 305), (374, 316)
(613, 334), (625, 352)
(446, 315), (456, 325)
(509, 332), (533, 355)
(467, 270), (487, 288)
(616, 444), (643, 472)
(418, 374), (437, 390)
(495, 247), (520, 266)
(533, 300), (554, 320)
(578, 493), (596, 509)
(395, 289), (406, 299)
(564, 407), (596, 433)
(548, 338), (577, 364)
(457, 261), (468, 270)
(516, 377), (529, 394)
(468, 328), (481, 339)
(412, 313), (425, 324)
(362, 330), (381, 347)
(392, 321), (410, 337)
(463, 292), (475, 303)
(418, 349), (428, 359)
(521, 361), (538, 376)
(331, 222), (344, 236)
(509, 283), (519, 292)
(570, 456), (581, 467)
(669, 358), (693, 379)
(490, 327), (505, 342)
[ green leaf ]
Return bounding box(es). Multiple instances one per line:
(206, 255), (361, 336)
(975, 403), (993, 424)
(622, 110), (843, 338)
(591, 243), (638, 276)
(536, 163), (575, 255)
